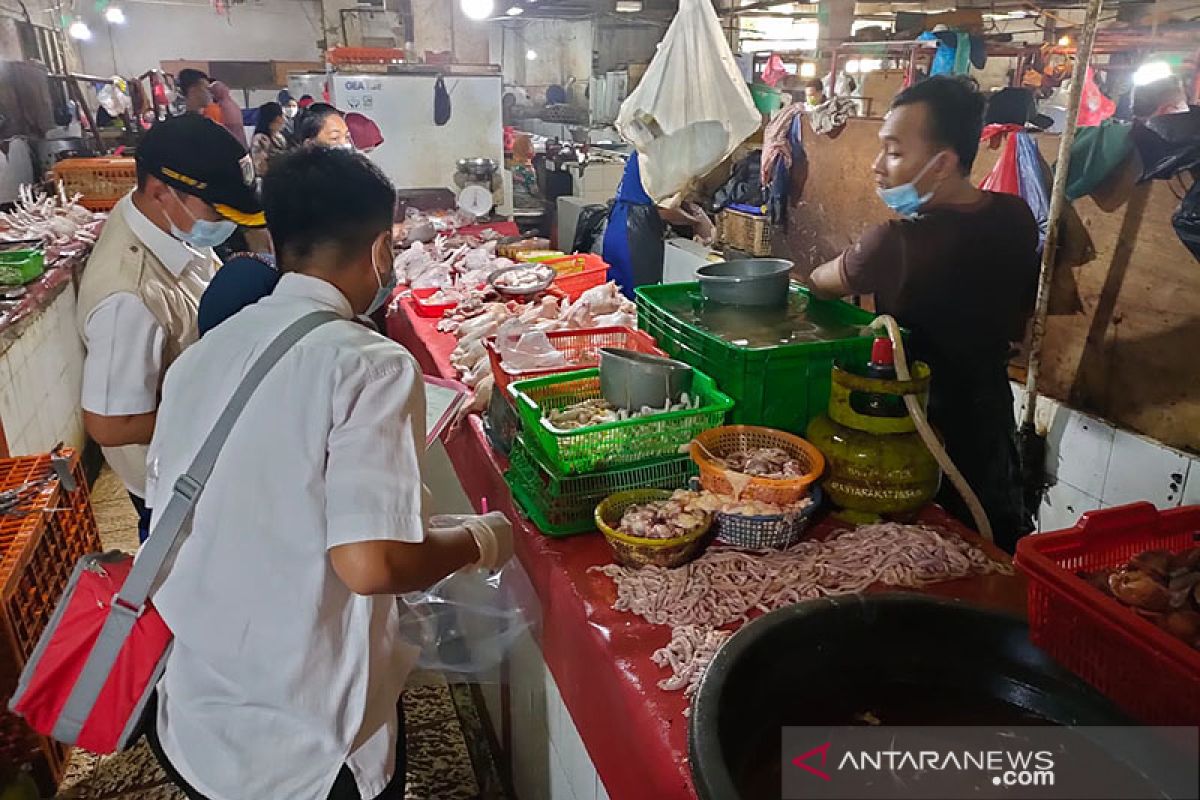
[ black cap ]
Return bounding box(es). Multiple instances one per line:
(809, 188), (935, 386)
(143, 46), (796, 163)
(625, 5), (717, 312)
(136, 114), (264, 227)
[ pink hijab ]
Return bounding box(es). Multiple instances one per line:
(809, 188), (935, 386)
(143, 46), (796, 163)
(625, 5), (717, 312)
(209, 81), (247, 148)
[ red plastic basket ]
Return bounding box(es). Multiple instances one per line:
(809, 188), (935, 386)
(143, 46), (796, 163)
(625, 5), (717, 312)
(486, 326), (665, 401)
(410, 287), (458, 319)
(1014, 502), (1200, 725)
(545, 254), (609, 301)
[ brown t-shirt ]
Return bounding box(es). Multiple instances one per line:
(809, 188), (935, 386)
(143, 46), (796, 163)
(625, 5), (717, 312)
(840, 191), (1039, 383)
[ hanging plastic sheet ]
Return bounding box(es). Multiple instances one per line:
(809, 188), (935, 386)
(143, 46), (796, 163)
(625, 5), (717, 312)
(1015, 132), (1051, 252)
(1077, 67), (1116, 127)
(615, 0), (760, 201)
(980, 124), (1022, 195)
(1174, 179), (1200, 262)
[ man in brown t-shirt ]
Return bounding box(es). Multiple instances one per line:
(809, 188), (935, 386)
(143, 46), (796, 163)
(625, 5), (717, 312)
(808, 76), (1039, 552)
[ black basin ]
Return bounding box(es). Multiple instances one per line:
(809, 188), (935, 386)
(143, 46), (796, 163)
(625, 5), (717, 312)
(688, 594), (1186, 800)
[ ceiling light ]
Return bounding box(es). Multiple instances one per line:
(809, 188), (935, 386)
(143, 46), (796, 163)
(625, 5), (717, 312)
(615, 0), (642, 11)
(104, 5), (126, 24)
(799, 62), (816, 78)
(460, 0), (494, 21)
(1133, 60), (1172, 86)
(1057, 35), (1071, 46)
(68, 17), (92, 39)
(526, 49), (538, 60)
(505, 5), (522, 14)
(845, 59), (859, 73)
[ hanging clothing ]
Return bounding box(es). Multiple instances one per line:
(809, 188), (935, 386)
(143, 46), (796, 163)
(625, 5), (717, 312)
(601, 156), (664, 299)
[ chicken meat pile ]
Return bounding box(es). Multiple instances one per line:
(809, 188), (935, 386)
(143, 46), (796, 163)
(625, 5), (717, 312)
(617, 497), (709, 540)
(0, 183), (103, 256)
(1077, 546), (1200, 650)
(545, 393), (700, 431)
(716, 446), (806, 479)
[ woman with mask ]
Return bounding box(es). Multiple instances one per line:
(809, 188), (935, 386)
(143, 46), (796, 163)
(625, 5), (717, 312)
(296, 102), (352, 149)
(77, 115), (264, 542)
(250, 102), (290, 175)
(806, 76), (1040, 553)
(278, 90), (301, 143)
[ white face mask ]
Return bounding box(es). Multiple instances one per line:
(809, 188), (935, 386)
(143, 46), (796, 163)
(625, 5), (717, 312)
(365, 237), (397, 316)
(166, 190), (237, 248)
(284, 105), (298, 119)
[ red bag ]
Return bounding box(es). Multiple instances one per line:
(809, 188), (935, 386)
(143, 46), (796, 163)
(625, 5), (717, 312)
(980, 124), (1022, 195)
(1077, 67), (1115, 127)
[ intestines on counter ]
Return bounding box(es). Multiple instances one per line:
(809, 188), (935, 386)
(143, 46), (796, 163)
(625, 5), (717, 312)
(1078, 546), (1200, 650)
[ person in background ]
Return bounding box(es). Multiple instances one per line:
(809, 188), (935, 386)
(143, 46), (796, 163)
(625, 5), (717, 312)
(299, 93), (315, 109)
(250, 102), (289, 176)
(278, 89), (301, 143)
(296, 102), (351, 148)
(77, 115), (262, 543)
(143, 145), (513, 800)
(806, 76), (1039, 552)
(1132, 75), (1192, 120)
(207, 81), (247, 148)
(804, 78), (828, 107)
(175, 69), (211, 115)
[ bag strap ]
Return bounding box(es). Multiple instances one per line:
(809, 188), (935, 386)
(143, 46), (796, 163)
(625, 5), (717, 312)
(52, 309), (341, 744)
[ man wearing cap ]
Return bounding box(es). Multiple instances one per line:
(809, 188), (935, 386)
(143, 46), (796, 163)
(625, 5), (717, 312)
(77, 115), (263, 542)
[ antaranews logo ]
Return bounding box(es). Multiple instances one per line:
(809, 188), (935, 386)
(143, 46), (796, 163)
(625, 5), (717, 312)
(791, 741), (1055, 786)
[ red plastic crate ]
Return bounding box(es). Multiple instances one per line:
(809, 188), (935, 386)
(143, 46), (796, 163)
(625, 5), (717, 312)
(545, 254), (609, 301)
(486, 326), (665, 401)
(0, 451), (101, 792)
(410, 287), (459, 319)
(1014, 502), (1200, 725)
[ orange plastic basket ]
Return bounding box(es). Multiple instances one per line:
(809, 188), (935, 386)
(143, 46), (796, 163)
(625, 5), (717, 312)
(690, 425), (824, 505)
(52, 157), (137, 211)
(0, 451), (101, 791)
(544, 253), (610, 301)
(487, 326), (664, 401)
(1014, 502), (1200, 725)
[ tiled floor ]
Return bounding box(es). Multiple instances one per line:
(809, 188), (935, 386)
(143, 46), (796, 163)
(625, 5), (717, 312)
(56, 469), (505, 800)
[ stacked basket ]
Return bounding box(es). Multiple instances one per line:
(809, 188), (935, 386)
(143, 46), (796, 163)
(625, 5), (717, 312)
(503, 362), (733, 537)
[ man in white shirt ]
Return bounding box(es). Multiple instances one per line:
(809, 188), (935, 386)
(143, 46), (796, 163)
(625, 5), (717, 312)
(77, 114), (263, 542)
(143, 146), (513, 800)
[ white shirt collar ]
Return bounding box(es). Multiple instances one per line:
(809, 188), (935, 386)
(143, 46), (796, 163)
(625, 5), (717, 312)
(119, 192), (214, 278)
(271, 272), (356, 319)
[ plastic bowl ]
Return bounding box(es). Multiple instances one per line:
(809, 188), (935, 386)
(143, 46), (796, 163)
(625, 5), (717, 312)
(599, 347), (694, 411)
(595, 489), (713, 569)
(696, 258), (792, 307)
(488, 264), (556, 299)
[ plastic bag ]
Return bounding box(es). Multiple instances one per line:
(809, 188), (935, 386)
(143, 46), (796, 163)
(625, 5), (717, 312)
(1173, 179), (1200, 262)
(980, 124), (1021, 195)
(397, 561), (537, 677)
(1077, 67), (1115, 127)
(615, 0), (759, 201)
(1015, 131), (1051, 252)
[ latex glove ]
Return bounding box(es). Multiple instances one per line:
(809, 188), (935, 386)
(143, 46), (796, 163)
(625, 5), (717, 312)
(430, 511), (513, 571)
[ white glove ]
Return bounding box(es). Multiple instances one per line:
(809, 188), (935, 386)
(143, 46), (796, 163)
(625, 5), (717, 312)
(430, 511), (514, 571)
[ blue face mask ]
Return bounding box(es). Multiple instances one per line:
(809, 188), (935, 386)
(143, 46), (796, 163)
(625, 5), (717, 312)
(168, 191), (237, 248)
(366, 239), (397, 316)
(875, 152), (945, 219)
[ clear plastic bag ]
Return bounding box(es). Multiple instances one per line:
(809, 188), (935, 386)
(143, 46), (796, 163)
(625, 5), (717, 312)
(615, 0), (760, 201)
(397, 560), (537, 678)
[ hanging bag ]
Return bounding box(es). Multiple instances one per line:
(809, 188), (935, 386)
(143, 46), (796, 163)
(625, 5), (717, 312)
(434, 76), (452, 126)
(8, 310), (340, 754)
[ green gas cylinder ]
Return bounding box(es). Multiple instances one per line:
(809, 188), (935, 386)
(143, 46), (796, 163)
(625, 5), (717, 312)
(805, 354), (941, 520)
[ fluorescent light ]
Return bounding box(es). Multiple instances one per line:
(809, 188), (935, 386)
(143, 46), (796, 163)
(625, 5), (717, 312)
(1133, 60), (1173, 86)
(505, 5), (522, 14)
(460, 0), (494, 21)
(68, 17), (92, 39)
(615, 0), (642, 11)
(526, 49), (537, 60)
(104, 6), (125, 24)
(845, 59), (859, 73)
(799, 62), (816, 78)
(1057, 35), (1071, 46)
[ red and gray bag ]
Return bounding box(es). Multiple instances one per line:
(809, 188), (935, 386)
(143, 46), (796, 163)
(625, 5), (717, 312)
(8, 310), (340, 753)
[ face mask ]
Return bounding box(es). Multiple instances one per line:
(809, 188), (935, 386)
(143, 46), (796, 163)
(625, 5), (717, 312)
(332, 141), (355, 152)
(284, 106), (298, 119)
(876, 152), (945, 219)
(366, 239), (397, 316)
(167, 190), (237, 248)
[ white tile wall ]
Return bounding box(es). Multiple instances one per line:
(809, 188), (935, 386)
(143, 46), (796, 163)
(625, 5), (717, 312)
(1011, 383), (1200, 533)
(0, 288), (85, 456)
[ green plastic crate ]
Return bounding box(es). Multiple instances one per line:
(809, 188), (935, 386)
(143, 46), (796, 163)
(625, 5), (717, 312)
(504, 436), (697, 537)
(509, 367), (733, 474)
(0, 249), (45, 286)
(635, 283), (878, 435)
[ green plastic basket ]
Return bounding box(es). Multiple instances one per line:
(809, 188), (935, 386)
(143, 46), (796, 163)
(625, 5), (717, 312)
(509, 367), (733, 474)
(504, 436), (697, 537)
(0, 249), (45, 286)
(635, 283), (878, 435)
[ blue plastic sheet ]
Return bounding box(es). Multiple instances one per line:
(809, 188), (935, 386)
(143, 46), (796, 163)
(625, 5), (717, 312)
(1014, 131), (1050, 253)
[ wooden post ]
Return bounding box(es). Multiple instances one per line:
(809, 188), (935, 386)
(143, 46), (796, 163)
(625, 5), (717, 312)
(1020, 0), (1104, 433)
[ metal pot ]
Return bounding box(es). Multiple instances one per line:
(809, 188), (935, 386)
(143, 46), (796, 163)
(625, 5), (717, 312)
(696, 258), (792, 307)
(689, 595), (1186, 800)
(456, 157), (498, 182)
(599, 347), (693, 411)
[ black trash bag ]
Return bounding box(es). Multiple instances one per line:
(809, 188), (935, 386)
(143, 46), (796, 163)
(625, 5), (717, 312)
(1173, 176), (1200, 262)
(571, 202), (611, 254)
(712, 150), (765, 211)
(1130, 121), (1200, 182)
(434, 77), (451, 126)
(621, 203), (666, 289)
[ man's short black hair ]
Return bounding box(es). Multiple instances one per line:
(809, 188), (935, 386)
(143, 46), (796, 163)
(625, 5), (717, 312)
(178, 69), (209, 94)
(891, 75), (985, 174)
(295, 102), (342, 143)
(262, 147), (395, 270)
(804, 78), (825, 92)
(1132, 75), (1186, 118)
